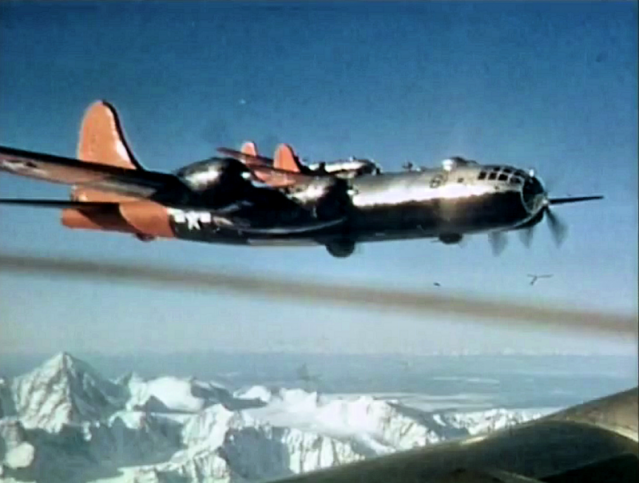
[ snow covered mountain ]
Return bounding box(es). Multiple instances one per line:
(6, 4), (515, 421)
(0, 353), (548, 483)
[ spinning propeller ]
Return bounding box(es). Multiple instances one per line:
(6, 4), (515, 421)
(488, 231), (508, 256)
(517, 195), (603, 250)
(490, 170), (603, 256)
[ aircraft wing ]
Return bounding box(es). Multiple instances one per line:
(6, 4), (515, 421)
(0, 145), (182, 198)
(266, 387), (638, 483)
(0, 199), (119, 209)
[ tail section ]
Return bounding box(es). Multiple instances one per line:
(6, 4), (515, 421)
(73, 100), (143, 202)
(77, 100), (142, 170)
(274, 144), (304, 173)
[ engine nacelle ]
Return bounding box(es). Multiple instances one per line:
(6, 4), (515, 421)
(311, 158), (382, 178)
(174, 157), (252, 207)
(286, 177), (352, 220)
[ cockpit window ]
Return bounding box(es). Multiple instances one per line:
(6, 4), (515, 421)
(478, 171), (487, 180)
(509, 176), (523, 185)
(488, 172), (497, 180)
(502, 168), (513, 174)
(498, 173), (508, 181)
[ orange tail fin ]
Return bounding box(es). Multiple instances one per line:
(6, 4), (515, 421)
(72, 101), (143, 202)
(241, 141), (258, 157)
(274, 144), (303, 173)
(239, 140), (273, 184)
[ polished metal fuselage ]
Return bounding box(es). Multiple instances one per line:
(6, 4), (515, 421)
(168, 161), (543, 247)
(346, 167), (528, 240)
(307, 158), (382, 178)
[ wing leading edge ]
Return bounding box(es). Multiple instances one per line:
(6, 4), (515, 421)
(268, 387), (638, 483)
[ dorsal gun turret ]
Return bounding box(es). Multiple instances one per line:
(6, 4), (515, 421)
(441, 157), (478, 171)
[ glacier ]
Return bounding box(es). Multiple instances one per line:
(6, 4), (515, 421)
(0, 352), (550, 483)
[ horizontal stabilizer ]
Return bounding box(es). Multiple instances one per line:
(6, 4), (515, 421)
(0, 145), (178, 198)
(548, 195), (604, 206)
(0, 199), (118, 209)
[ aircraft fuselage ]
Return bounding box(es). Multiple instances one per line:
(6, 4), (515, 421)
(166, 162), (546, 256)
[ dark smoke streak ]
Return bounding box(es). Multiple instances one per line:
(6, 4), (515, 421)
(0, 252), (636, 339)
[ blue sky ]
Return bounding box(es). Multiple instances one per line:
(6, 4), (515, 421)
(0, 1), (637, 356)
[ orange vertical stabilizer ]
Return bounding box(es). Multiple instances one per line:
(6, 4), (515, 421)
(241, 141), (258, 157)
(72, 100), (143, 203)
(274, 144), (303, 173)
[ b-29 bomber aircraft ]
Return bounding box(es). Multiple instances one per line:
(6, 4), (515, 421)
(0, 100), (603, 258)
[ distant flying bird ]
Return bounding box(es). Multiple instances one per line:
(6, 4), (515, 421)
(527, 274), (553, 286)
(433, 282), (441, 287)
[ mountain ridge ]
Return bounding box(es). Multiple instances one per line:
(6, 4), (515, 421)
(0, 352), (549, 483)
